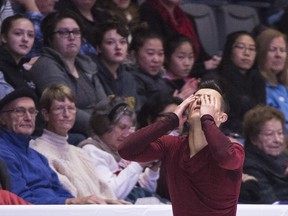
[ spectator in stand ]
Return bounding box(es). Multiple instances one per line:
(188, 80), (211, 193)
(256, 28), (288, 132)
(163, 36), (199, 100)
(93, 20), (138, 111)
(78, 96), (161, 203)
(139, 0), (221, 78)
(13, 0), (59, 58)
(0, 14), (35, 99)
(210, 31), (266, 138)
(243, 105), (288, 204)
(55, 0), (113, 56)
(30, 84), (128, 204)
(129, 25), (171, 110)
(30, 10), (107, 137)
(0, 88), (105, 204)
(0, 159), (30, 205)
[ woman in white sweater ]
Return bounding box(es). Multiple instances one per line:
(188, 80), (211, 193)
(30, 84), (127, 204)
(78, 96), (161, 202)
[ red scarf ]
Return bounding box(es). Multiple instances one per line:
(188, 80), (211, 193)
(145, 0), (200, 60)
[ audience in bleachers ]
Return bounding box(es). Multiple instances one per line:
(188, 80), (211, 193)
(92, 20), (138, 111)
(163, 36), (199, 100)
(139, 0), (221, 78)
(78, 96), (161, 203)
(1, 0), (288, 207)
(30, 84), (127, 204)
(0, 88), (75, 204)
(256, 28), (288, 132)
(243, 105), (288, 204)
(29, 10), (107, 137)
(208, 31), (266, 138)
(0, 14), (35, 99)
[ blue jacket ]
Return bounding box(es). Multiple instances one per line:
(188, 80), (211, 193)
(0, 129), (73, 204)
(266, 83), (288, 130)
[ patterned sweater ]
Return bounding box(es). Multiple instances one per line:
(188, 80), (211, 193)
(30, 129), (116, 199)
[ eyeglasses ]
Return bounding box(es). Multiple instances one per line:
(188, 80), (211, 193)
(1, 107), (39, 117)
(53, 29), (81, 38)
(51, 106), (77, 115)
(233, 44), (256, 53)
(259, 130), (284, 139)
(268, 46), (287, 54)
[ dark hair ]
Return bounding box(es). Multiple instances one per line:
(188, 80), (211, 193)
(90, 96), (136, 135)
(95, 0), (140, 27)
(137, 93), (182, 129)
(96, 0), (126, 10)
(164, 36), (193, 68)
(129, 23), (163, 53)
(218, 31), (256, 76)
(94, 0), (130, 24)
(41, 9), (84, 47)
(198, 80), (229, 113)
(93, 19), (129, 47)
(1, 14), (32, 36)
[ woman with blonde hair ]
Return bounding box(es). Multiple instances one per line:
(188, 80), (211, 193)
(256, 28), (288, 131)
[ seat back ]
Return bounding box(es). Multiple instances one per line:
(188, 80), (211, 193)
(216, 4), (260, 50)
(180, 3), (220, 56)
(0, 159), (10, 190)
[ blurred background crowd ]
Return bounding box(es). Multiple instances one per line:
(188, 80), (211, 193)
(1, 0), (288, 206)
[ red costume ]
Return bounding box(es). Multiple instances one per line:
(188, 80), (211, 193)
(119, 113), (244, 216)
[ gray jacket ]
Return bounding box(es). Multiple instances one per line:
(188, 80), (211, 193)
(30, 47), (107, 135)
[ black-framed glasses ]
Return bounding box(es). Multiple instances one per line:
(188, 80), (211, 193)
(1, 107), (39, 117)
(233, 44), (256, 53)
(53, 29), (81, 38)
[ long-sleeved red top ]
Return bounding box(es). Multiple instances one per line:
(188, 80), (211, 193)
(0, 190), (30, 205)
(119, 113), (244, 216)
